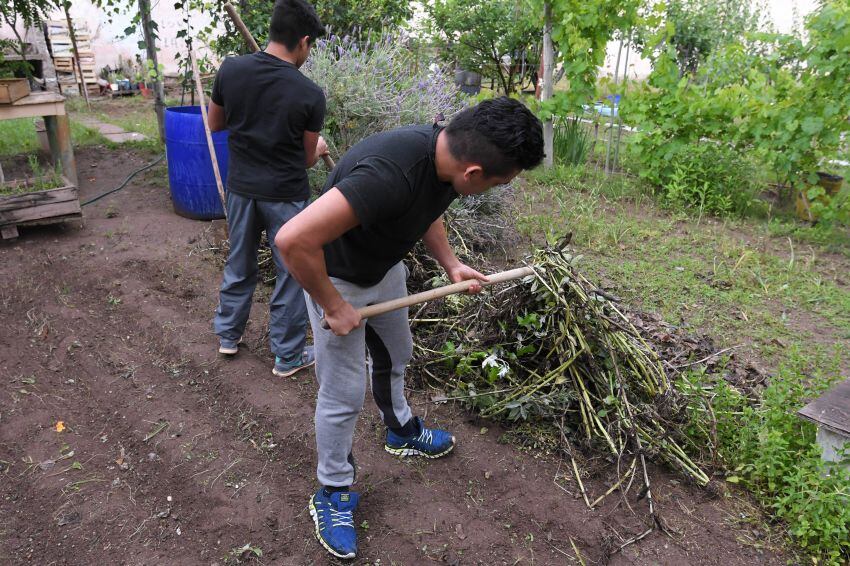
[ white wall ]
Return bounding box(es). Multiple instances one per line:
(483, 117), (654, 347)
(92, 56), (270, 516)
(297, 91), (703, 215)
(0, 0), (219, 75)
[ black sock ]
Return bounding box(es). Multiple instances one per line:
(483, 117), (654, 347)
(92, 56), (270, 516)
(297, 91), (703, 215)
(323, 485), (350, 497)
(390, 417), (418, 438)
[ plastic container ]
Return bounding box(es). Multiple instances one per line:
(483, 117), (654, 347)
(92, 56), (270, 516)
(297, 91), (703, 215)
(164, 106), (228, 220)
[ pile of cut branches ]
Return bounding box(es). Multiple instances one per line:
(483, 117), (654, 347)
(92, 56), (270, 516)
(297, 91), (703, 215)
(411, 237), (710, 490)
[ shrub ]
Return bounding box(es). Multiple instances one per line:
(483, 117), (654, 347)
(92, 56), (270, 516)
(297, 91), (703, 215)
(303, 35), (462, 157)
(658, 142), (762, 216)
(681, 352), (850, 563)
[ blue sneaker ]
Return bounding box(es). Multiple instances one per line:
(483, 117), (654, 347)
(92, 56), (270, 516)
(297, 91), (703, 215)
(385, 416), (456, 458)
(273, 345), (315, 377)
(309, 488), (358, 559)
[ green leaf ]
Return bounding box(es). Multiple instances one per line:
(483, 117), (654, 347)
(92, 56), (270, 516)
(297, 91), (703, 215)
(800, 117), (824, 135)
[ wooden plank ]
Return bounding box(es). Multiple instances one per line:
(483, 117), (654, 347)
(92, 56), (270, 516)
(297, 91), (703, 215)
(798, 378), (850, 435)
(18, 212), (82, 228)
(10, 91), (65, 105)
(0, 186), (77, 211)
(0, 92), (67, 119)
(0, 102), (65, 119)
(0, 199), (81, 226)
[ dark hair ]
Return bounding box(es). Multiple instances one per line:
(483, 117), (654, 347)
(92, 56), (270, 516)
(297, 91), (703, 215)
(269, 0), (324, 51)
(444, 97), (544, 176)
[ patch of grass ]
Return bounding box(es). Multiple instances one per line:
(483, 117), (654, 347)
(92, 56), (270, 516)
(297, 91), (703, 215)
(0, 154), (66, 195)
(0, 117), (105, 156)
(65, 96), (164, 153)
(0, 119), (40, 155)
(518, 167), (850, 372)
(765, 218), (850, 256)
(680, 349), (850, 563)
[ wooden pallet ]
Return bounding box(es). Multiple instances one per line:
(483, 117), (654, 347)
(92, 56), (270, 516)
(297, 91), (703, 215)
(0, 181), (81, 240)
(47, 19), (96, 76)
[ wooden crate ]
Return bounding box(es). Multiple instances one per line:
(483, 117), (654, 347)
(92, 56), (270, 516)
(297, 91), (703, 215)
(53, 57), (74, 72)
(0, 78), (31, 104)
(0, 178), (81, 240)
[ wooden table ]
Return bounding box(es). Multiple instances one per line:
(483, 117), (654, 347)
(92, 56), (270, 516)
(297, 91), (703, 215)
(0, 91), (77, 185)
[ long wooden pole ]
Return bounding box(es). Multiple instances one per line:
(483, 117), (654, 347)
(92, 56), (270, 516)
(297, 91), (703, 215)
(189, 50), (227, 222)
(222, 1), (335, 170)
(320, 266), (535, 329)
(63, 5), (90, 110)
(224, 2), (260, 52)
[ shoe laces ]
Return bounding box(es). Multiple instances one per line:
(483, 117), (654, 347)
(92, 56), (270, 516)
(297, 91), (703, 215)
(329, 509), (354, 529)
(417, 427), (434, 445)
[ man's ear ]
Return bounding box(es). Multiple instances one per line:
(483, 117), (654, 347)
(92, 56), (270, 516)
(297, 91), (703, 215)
(463, 164), (484, 181)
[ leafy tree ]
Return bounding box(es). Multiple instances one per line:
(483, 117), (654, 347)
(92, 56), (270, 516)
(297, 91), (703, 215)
(641, 0), (767, 77)
(0, 0), (60, 80)
(623, 0), (850, 223)
(535, 0), (641, 115)
(96, 0), (166, 140)
(314, 0), (412, 36)
(193, 0), (413, 59)
(421, 0), (540, 95)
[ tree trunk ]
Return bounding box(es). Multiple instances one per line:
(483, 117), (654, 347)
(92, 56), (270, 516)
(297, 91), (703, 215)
(138, 0), (165, 142)
(542, 1), (554, 168)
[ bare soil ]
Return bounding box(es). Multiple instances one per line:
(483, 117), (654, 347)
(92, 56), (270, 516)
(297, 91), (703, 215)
(1, 146), (788, 565)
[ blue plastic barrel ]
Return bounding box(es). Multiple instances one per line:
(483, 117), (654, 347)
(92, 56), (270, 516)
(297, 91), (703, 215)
(164, 106), (229, 220)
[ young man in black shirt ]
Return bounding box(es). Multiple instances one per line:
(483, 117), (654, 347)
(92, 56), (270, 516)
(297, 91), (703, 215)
(276, 97), (544, 559)
(207, 0), (327, 377)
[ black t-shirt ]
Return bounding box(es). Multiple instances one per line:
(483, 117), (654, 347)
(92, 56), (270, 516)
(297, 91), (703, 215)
(323, 124), (459, 286)
(211, 52), (326, 202)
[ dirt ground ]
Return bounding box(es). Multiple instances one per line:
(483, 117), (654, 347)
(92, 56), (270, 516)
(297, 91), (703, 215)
(1, 146), (788, 565)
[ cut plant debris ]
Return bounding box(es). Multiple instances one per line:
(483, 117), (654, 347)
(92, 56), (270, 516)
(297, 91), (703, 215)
(411, 236), (712, 491)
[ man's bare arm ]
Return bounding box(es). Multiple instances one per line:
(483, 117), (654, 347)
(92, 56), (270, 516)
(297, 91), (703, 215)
(207, 100), (226, 132)
(275, 188), (361, 335)
(303, 131), (328, 167)
(422, 217), (489, 293)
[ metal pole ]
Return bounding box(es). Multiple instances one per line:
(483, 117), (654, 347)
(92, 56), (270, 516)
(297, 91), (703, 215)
(613, 32), (632, 172)
(542, 1), (554, 168)
(604, 38), (623, 175)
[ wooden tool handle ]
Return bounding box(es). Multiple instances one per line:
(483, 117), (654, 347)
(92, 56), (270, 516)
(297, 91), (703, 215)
(321, 153), (335, 170)
(224, 3), (260, 52)
(320, 266), (534, 329)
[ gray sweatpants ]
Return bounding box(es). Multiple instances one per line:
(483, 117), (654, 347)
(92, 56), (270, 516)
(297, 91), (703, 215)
(214, 191), (308, 361)
(306, 262), (414, 487)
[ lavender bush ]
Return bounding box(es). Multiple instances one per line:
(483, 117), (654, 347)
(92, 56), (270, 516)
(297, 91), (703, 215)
(304, 34), (463, 157)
